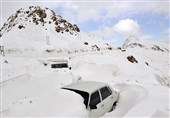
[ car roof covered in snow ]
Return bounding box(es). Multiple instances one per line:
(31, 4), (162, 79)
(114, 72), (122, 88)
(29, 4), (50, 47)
(62, 81), (107, 94)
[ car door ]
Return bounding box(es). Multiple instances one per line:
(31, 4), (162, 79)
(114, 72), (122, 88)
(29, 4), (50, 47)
(88, 90), (105, 118)
(100, 86), (114, 112)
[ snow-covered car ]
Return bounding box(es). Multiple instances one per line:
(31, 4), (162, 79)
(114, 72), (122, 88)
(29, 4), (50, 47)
(62, 81), (119, 117)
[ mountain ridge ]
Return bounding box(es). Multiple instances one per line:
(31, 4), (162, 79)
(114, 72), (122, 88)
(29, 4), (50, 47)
(122, 36), (169, 52)
(0, 6), (80, 38)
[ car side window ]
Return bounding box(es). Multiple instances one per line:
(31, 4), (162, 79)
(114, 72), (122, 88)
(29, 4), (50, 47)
(100, 86), (112, 100)
(89, 90), (101, 107)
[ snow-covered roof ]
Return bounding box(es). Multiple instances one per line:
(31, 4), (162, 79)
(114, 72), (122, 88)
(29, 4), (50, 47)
(62, 81), (107, 94)
(47, 59), (68, 63)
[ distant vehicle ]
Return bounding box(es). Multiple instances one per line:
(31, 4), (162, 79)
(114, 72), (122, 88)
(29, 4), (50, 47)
(49, 59), (68, 68)
(42, 58), (71, 69)
(62, 81), (119, 117)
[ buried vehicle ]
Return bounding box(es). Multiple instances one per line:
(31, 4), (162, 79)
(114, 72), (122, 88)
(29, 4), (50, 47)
(62, 81), (119, 117)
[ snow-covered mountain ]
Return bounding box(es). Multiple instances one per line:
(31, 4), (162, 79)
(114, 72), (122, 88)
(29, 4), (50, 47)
(122, 36), (169, 52)
(121, 36), (170, 87)
(0, 6), (80, 37)
(0, 6), (78, 50)
(0, 6), (111, 56)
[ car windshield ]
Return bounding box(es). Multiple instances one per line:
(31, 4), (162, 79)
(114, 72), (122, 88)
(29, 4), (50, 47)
(89, 90), (101, 107)
(62, 88), (89, 108)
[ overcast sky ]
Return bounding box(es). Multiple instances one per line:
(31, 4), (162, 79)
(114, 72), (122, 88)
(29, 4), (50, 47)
(1, 0), (170, 46)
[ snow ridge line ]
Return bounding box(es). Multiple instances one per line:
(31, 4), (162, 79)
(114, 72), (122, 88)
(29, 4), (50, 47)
(0, 73), (30, 86)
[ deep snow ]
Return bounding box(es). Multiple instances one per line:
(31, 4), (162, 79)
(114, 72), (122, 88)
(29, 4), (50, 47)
(1, 47), (170, 117)
(0, 6), (170, 118)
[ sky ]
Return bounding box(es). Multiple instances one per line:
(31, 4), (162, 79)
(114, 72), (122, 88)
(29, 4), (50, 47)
(1, 0), (170, 46)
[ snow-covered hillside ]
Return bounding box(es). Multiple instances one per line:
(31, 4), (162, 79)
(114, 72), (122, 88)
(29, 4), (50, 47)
(122, 36), (169, 52)
(0, 6), (170, 118)
(122, 36), (170, 87)
(0, 6), (112, 56)
(0, 6), (78, 50)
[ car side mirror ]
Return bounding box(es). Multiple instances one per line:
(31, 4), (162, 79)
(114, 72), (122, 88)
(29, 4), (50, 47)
(89, 104), (97, 109)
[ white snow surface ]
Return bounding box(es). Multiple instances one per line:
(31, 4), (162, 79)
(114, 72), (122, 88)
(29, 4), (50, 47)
(0, 6), (170, 118)
(1, 46), (170, 117)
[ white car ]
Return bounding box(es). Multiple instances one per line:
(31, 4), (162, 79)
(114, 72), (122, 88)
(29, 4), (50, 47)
(62, 81), (119, 117)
